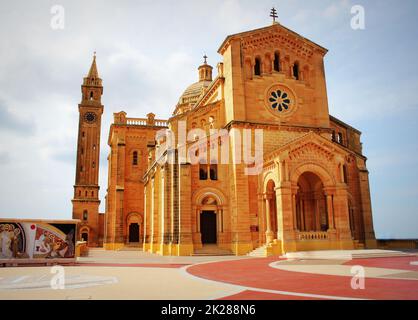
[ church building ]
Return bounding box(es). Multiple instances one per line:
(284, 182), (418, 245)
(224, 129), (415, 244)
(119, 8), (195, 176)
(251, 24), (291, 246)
(72, 17), (377, 256)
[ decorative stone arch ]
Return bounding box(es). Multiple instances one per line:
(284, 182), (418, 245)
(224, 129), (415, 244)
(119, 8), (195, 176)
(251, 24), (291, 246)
(262, 170), (279, 192)
(126, 212), (143, 243)
(192, 187), (227, 207)
(192, 187), (227, 246)
(290, 162), (335, 188)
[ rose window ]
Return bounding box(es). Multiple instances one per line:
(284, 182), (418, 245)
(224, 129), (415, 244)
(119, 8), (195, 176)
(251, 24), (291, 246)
(269, 89), (291, 112)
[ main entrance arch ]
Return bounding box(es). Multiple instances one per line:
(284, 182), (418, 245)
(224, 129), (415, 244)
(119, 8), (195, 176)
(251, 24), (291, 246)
(296, 172), (328, 232)
(193, 188), (227, 248)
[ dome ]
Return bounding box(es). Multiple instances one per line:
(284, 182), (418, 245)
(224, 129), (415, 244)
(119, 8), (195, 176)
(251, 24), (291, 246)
(178, 80), (212, 105)
(173, 56), (214, 116)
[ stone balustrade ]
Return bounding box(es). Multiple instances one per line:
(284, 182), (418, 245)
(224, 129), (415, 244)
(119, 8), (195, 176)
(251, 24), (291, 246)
(125, 117), (168, 127)
(297, 231), (329, 241)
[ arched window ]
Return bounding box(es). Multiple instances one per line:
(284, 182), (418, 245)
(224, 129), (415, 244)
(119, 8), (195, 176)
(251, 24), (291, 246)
(80, 166), (83, 172)
(254, 57), (261, 76)
(85, 191), (88, 197)
(293, 62), (300, 80)
(90, 91), (94, 100)
(91, 191), (94, 197)
(210, 164), (218, 181)
(83, 210), (88, 221)
(92, 161), (95, 168)
(274, 52), (280, 72)
(132, 151), (138, 165)
(78, 190), (81, 197)
(199, 164), (208, 180)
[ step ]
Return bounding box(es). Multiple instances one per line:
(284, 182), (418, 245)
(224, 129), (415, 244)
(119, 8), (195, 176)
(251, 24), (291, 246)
(192, 245), (233, 256)
(284, 250), (413, 260)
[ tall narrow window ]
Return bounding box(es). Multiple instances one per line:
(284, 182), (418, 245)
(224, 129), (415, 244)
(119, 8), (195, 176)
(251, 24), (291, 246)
(210, 164), (218, 181)
(133, 151), (138, 166)
(254, 57), (261, 76)
(199, 164), (208, 180)
(343, 165), (348, 183)
(293, 62), (300, 80)
(90, 91), (94, 100)
(338, 132), (343, 144)
(273, 52), (280, 72)
(83, 210), (88, 221)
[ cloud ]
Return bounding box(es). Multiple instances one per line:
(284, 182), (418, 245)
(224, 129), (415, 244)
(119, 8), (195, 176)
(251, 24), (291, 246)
(0, 98), (36, 134)
(0, 151), (10, 165)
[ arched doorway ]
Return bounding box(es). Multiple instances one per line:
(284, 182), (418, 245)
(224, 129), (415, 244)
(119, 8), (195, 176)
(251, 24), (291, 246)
(129, 223), (140, 242)
(80, 227), (89, 243)
(296, 172), (328, 232)
(127, 213), (143, 244)
(199, 195), (219, 245)
(200, 211), (217, 244)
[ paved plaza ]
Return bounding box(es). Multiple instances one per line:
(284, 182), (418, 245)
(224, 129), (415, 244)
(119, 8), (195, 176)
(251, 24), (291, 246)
(0, 249), (417, 300)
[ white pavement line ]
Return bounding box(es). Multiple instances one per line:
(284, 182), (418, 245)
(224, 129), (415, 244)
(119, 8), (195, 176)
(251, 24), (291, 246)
(12, 276), (30, 283)
(180, 260), (368, 301)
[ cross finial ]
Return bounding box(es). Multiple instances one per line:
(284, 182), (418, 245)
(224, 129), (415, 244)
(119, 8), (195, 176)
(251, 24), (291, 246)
(93, 51), (96, 58)
(270, 7), (278, 24)
(203, 54), (208, 64)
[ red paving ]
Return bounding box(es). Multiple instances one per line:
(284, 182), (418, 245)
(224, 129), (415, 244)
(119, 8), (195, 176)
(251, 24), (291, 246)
(187, 257), (418, 300)
(219, 290), (323, 300)
(344, 256), (418, 271)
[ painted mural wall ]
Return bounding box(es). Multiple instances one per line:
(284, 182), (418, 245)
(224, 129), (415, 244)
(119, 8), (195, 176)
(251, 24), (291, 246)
(0, 220), (77, 260)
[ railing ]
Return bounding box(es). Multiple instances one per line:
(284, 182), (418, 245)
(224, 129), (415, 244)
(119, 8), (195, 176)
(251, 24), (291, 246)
(125, 117), (168, 127)
(126, 118), (147, 126)
(297, 231), (329, 241)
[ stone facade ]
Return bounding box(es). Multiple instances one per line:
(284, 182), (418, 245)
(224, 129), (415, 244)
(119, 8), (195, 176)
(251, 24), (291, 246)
(74, 22), (377, 255)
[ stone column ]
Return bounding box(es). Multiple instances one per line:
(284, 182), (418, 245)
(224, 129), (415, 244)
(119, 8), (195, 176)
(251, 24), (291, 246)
(196, 207), (201, 233)
(326, 194), (335, 230)
(292, 193), (297, 231)
(315, 198), (321, 231)
(264, 194), (274, 243)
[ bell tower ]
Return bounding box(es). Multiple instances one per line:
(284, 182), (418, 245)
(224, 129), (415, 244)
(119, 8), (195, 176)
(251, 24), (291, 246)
(72, 53), (104, 247)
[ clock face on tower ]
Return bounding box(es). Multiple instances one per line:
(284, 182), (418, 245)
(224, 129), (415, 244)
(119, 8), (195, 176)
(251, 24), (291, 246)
(84, 112), (97, 124)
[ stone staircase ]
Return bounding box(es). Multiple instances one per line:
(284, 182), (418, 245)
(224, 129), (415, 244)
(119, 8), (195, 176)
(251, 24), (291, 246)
(247, 245), (268, 257)
(119, 243), (143, 251)
(192, 245), (233, 256)
(283, 249), (414, 260)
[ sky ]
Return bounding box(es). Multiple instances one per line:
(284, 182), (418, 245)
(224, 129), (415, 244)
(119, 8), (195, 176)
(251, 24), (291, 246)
(0, 0), (417, 239)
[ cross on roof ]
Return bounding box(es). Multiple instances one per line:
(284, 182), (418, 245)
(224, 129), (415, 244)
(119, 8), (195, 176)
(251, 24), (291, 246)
(203, 54), (208, 64)
(270, 7), (278, 23)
